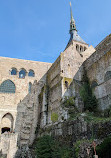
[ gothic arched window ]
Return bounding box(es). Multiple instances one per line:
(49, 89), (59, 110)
(19, 69), (26, 78)
(91, 81), (98, 89)
(28, 70), (35, 77)
(11, 68), (17, 75)
(29, 82), (32, 93)
(0, 80), (15, 93)
(104, 71), (111, 82)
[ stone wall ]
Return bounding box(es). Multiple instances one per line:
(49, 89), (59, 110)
(46, 56), (62, 123)
(0, 56), (52, 135)
(0, 133), (18, 158)
(69, 35), (111, 110)
(84, 34), (111, 70)
(15, 76), (46, 147)
(85, 35), (111, 110)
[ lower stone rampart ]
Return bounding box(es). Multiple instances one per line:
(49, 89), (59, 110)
(35, 117), (111, 158)
(38, 117), (111, 143)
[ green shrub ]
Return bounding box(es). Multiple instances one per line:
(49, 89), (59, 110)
(62, 96), (79, 120)
(74, 140), (81, 158)
(103, 106), (111, 117)
(62, 96), (75, 108)
(36, 135), (55, 158)
(96, 136), (111, 158)
(35, 135), (73, 158)
(51, 113), (58, 123)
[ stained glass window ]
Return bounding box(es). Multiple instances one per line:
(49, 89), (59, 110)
(0, 80), (15, 93)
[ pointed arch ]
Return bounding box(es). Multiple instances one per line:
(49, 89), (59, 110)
(0, 80), (15, 93)
(1, 113), (14, 133)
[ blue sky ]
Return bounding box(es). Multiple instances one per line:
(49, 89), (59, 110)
(0, 0), (110, 63)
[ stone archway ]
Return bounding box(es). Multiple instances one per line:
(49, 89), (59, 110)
(1, 113), (14, 133)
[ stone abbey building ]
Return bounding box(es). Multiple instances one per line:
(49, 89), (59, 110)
(0, 4), (111, 158)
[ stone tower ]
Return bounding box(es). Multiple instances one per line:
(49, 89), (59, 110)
(46, 3), (95, 124)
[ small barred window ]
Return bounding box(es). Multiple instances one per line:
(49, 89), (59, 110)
(65, 81), (69, 88)
(91, 81), (98, 89)
(104, 71), (111, 82)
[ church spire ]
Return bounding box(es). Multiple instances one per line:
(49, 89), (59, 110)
(70, 2), (77, 33)
(65, 2), (86, 50)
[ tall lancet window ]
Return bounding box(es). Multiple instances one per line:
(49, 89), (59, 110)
(29, 82), (32, 93)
